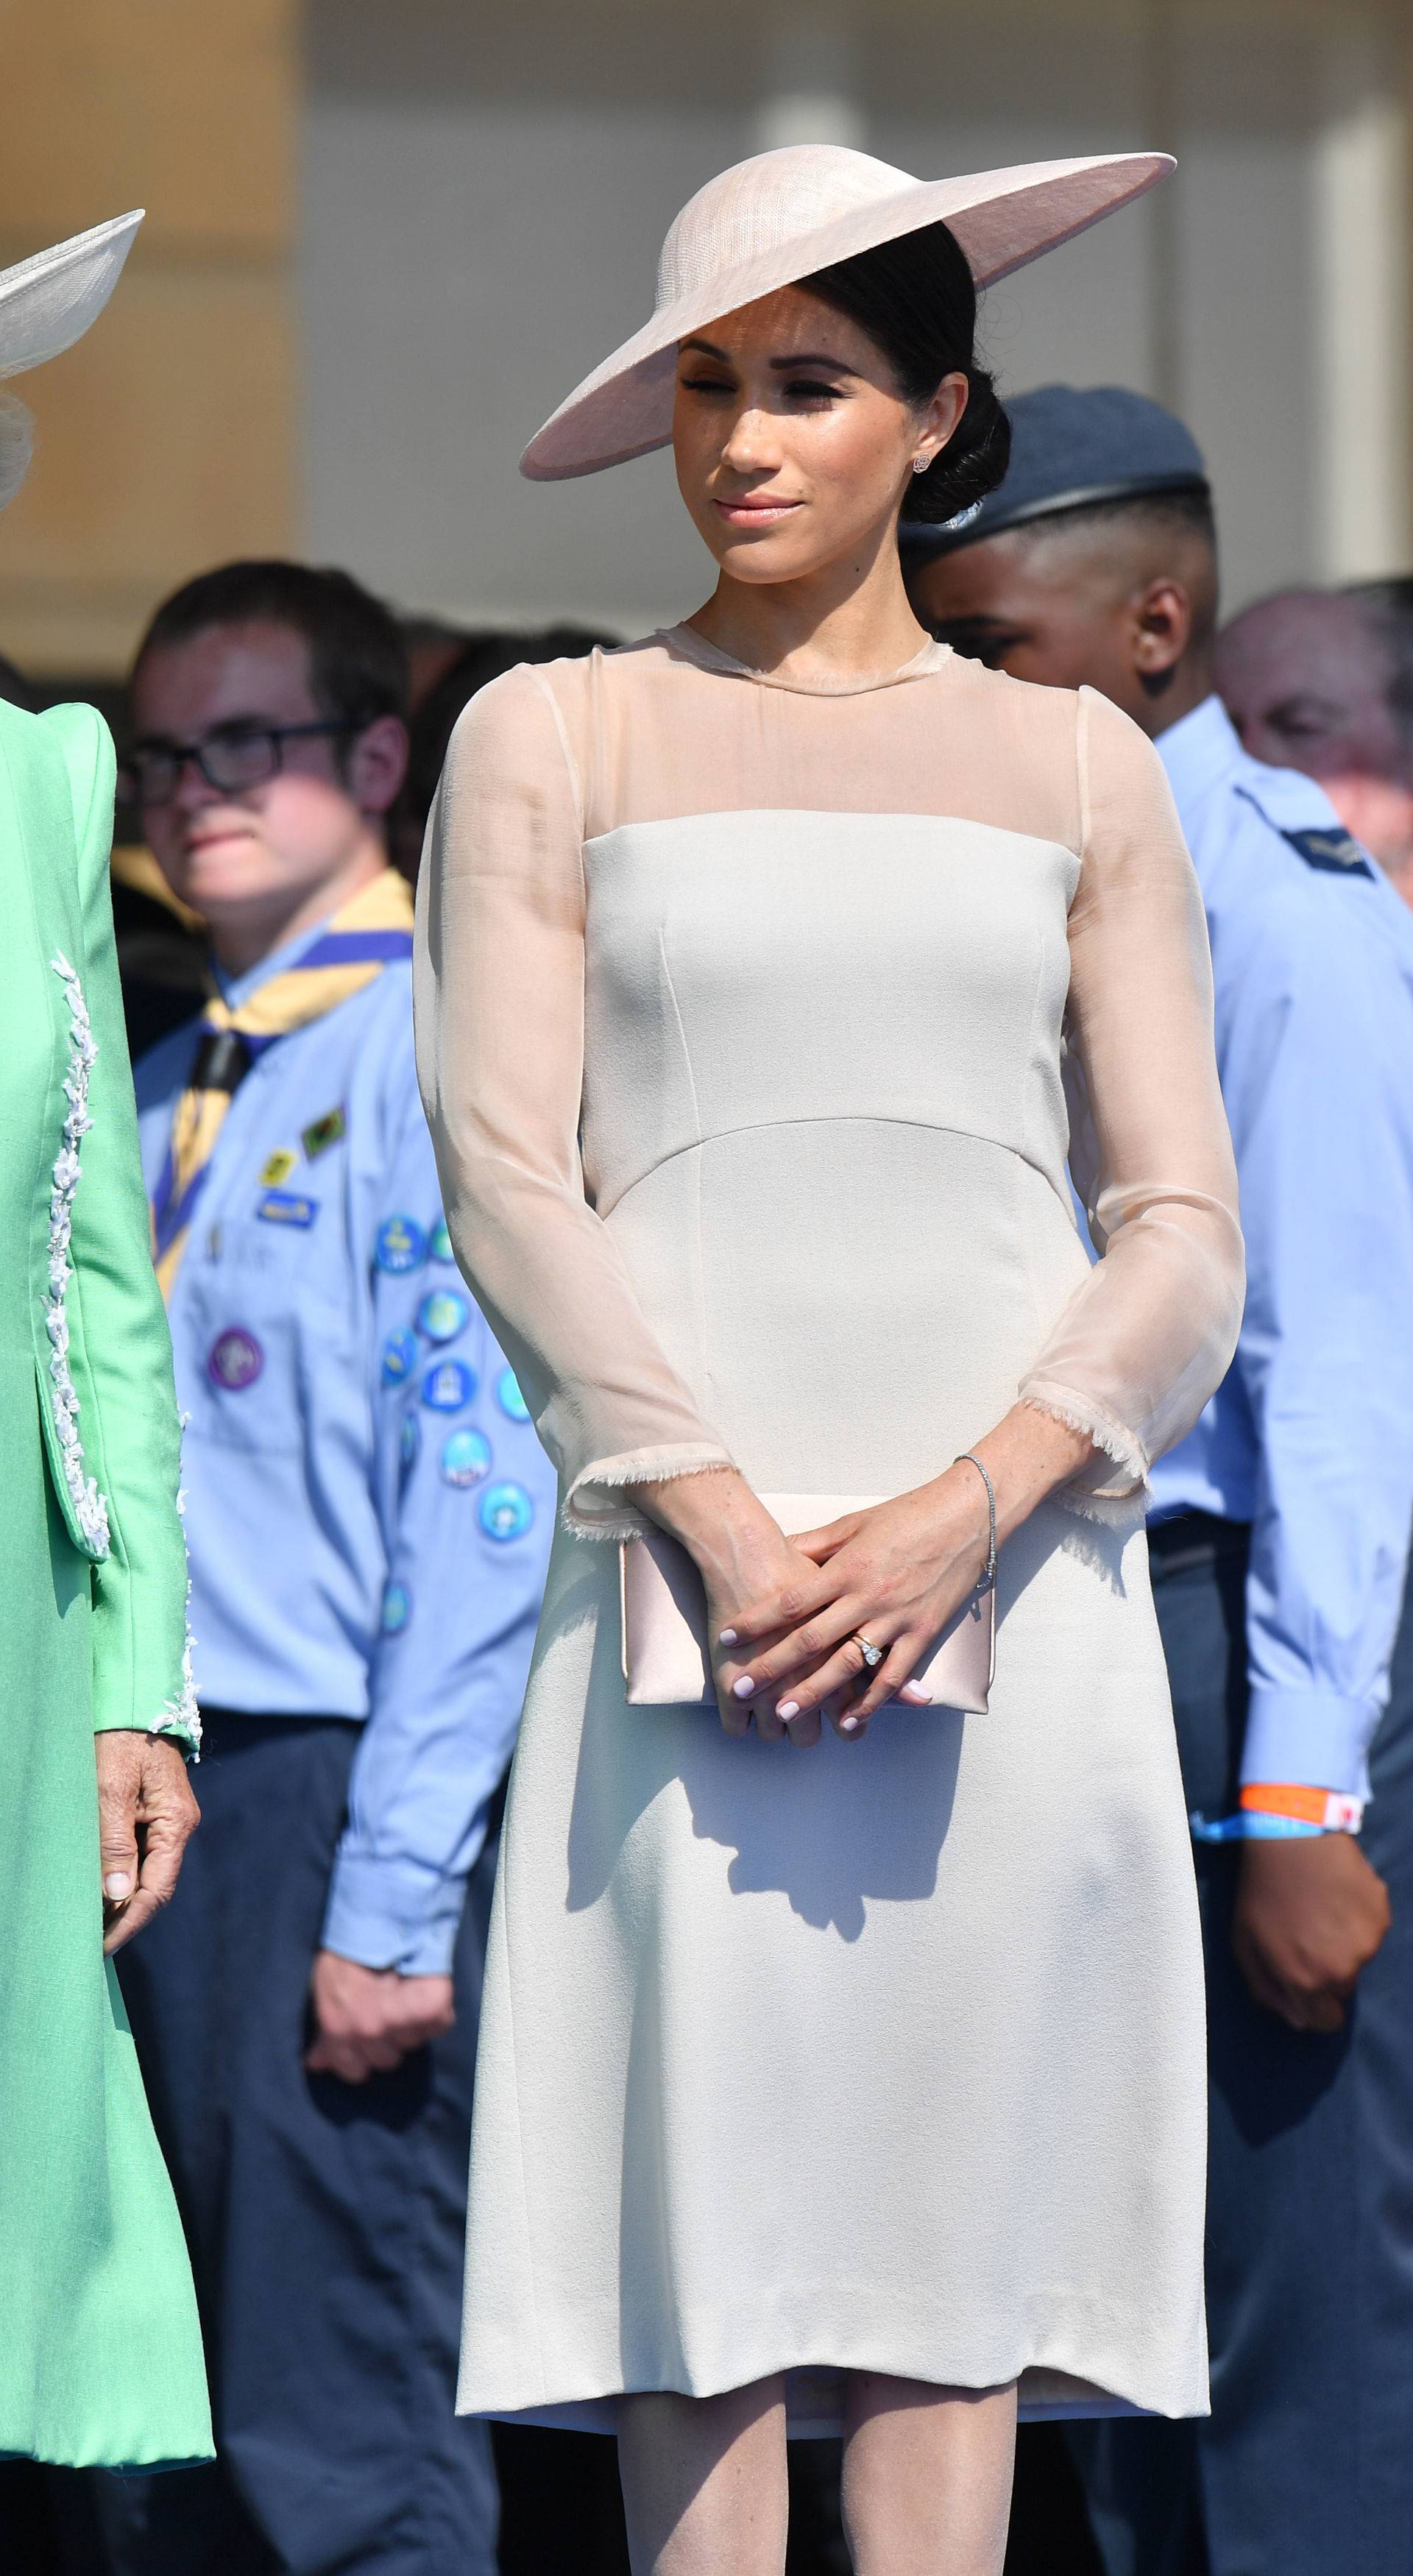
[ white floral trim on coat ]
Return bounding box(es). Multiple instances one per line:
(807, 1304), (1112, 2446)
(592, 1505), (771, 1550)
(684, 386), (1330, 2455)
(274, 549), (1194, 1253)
(46, 954), (110, 1557)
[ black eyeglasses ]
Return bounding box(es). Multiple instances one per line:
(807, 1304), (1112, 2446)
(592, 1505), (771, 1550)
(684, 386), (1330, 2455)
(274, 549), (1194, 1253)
(120, 718), (361, 807)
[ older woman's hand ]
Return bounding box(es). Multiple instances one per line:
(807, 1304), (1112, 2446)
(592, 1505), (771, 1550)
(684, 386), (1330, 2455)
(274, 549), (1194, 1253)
(96, 1730), (200, 1955)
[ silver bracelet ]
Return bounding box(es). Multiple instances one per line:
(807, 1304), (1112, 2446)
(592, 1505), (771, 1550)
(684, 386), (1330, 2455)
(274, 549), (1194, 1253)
(954, 1452), (997, 1591)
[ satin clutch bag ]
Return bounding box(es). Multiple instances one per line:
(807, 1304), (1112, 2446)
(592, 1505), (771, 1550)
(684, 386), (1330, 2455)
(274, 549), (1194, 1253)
(620, 1493), (996, 1713)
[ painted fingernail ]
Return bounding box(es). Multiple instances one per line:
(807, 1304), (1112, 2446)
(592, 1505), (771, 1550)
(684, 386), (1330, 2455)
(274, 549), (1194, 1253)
(777, 1700), (800, 1720)
(718, 1628), (738, 1646)
(732, 1674), (757, 1700)
(902, 1682), (933, 1703)
(839, 1716), (859, 1734)
(103, 1872), (132, 1901)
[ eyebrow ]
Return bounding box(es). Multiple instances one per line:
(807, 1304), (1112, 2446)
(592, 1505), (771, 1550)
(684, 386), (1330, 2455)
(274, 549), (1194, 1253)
(679, 336), (855, 374)
(131, 712), (283, 746)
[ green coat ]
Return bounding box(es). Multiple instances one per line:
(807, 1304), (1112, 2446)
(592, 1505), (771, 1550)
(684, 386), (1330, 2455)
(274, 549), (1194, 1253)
(0, 695), (211, 2468)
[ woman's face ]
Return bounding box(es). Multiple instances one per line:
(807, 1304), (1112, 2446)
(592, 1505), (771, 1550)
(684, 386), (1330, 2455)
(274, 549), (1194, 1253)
(673, 285), (966, 587)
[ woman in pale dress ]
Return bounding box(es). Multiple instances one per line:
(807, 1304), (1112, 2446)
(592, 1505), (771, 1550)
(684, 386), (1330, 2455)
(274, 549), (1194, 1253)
(414, 145), (1243, 2574)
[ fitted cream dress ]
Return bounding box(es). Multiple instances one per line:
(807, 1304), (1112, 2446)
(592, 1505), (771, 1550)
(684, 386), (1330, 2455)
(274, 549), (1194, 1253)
(414, 626), (1243, 2435)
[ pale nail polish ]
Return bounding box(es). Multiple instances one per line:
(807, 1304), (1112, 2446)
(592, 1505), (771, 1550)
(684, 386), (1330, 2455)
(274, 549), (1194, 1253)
(777, 1701), (800, 1721)
(718, 1627), (738, 1646)
(732, 1674), (757, 1701)
(103, 1872), (132, 1901)
(903, 1683), (933, 1703)
(839, 1716), (859, 1734)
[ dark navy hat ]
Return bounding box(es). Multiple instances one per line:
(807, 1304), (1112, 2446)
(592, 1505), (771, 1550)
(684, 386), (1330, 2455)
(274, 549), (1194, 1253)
(901, 383), (1209, 556)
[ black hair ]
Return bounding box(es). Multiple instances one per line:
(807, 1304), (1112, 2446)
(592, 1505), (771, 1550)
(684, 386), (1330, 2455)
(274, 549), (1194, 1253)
(133, 559), (408, 738)
(1344, 578), (1413, 745)
(801, 220), (1010, 526)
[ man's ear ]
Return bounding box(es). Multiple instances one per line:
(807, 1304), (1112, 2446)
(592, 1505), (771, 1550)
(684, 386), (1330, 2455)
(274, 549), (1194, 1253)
(1132, 578), (1193, 684)
(347, 713), (410, 816)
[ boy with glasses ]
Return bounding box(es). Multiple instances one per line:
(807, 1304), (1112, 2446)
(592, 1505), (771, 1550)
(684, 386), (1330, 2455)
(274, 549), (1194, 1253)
(99, 561), (554, 2576)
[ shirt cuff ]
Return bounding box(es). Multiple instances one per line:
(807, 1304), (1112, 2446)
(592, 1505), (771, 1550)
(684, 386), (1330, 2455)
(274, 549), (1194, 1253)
(321, 1850), (469, 1977)
(1239, 1688), (1379, 1802)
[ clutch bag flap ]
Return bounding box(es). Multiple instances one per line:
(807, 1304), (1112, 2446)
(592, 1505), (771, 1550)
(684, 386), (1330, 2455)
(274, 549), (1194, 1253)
(620, 1494), (995, 1713)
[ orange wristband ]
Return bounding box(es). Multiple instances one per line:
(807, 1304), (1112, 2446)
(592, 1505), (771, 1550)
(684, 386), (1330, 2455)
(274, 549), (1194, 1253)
(1239, 1783), (1364, 1833)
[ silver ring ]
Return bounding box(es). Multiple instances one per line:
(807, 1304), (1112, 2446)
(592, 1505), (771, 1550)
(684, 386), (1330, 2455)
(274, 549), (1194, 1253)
(853, 1632), (885, 1671)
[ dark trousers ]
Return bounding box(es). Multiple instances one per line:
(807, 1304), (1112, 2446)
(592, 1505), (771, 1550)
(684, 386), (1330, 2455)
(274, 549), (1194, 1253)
(1072, 1519), (1413, 2576)
(93, 1711), (500, 2576)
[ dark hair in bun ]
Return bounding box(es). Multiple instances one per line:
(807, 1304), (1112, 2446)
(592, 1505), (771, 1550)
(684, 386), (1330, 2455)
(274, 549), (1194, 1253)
(801, 220), (1010, 526)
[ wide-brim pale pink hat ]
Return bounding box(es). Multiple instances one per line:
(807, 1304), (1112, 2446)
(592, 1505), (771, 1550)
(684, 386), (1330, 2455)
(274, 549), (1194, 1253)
(522, 145), (1171, 481)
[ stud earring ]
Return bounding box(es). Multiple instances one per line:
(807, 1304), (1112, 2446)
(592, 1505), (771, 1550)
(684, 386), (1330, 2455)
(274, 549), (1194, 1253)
(912, 455), (929, 474)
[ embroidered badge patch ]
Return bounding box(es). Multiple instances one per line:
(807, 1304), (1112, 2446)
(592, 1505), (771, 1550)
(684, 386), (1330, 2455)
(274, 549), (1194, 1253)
(208, 1327), (264, 1391)
(479, 1480), (534, 1542)
(381, 1582), (411, 1635)
(381, 1327), (419, 1387)
(418, 1288), (469, 1344)
(1278, 824), (1377, 880)
(261, 1148), (297, 1186)
(302, 1105), (347, 1160)
(430, 1217), (455, 1263)
(422, 1358), (477, 1412)
(375, 1215), (428, 1275)
(496, 1367), (531, 1422)
(442, 1427), (492, 1488)
(257, 1189), (318, 1228)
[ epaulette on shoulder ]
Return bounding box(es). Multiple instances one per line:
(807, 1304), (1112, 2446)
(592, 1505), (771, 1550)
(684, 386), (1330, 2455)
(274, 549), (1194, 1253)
(1233, 785), (1376, 881)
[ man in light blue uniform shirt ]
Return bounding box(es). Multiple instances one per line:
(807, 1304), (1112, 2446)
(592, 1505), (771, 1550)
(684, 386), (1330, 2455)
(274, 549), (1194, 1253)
(907, 391), (1413, 2576)
(97, 563), (553, 2576)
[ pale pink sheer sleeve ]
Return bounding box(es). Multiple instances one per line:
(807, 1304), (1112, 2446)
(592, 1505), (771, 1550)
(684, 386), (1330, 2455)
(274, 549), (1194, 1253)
(413, 665), (734, 1538)
(1019, 687), (1244, 1515)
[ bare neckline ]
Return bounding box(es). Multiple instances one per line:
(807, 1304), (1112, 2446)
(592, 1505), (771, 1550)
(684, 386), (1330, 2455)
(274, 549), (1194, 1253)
(662, 622), (952, 698)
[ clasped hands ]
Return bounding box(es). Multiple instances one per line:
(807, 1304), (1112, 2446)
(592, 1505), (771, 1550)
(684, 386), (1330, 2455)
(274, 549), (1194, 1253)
(643, 1462), (996, 1745)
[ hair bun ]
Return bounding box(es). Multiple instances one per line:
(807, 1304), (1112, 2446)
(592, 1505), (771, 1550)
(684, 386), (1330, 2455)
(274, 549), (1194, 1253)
(902, 367), (1010, 527)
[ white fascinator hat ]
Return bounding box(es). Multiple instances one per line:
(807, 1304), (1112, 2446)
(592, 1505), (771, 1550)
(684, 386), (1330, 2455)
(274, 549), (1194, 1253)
(522, 145), (1170, 482)
(0, 209), (144, 508)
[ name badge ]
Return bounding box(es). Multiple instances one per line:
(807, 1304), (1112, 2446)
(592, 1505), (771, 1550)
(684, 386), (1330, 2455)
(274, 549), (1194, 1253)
(256, 1189), (319, 1228)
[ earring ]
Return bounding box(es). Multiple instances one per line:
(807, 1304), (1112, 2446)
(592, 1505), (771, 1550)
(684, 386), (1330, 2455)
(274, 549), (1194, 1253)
(912, 455), (929, 475)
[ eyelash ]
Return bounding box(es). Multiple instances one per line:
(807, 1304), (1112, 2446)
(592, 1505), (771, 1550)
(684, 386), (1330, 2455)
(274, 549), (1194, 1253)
(679, 375), (843, 405)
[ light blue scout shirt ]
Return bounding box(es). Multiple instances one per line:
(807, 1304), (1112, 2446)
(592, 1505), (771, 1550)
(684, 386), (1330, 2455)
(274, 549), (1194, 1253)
(1150, 695), (1413, 1802)
(135, 923), (555, 1974)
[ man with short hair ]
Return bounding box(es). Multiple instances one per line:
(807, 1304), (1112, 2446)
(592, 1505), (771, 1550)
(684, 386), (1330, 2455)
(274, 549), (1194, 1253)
(99, 561), (554, 2575)
(906, 392), (1413, 2576)
(1216, 578), (1413, 907)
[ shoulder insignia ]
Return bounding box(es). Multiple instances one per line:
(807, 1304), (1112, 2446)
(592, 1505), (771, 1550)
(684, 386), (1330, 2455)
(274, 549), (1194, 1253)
(1278, 824), (1376, 880)
(302, 1105), (347, 1160)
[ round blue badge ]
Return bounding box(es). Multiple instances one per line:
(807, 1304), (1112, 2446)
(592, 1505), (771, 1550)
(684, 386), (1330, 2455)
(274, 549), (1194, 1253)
(417, 1288), (469, 1345)
(374, 1214), (428, 1276)
(442, 1427), (492, 1490)
(399, 1411), (420, 1474)
(380, 1326), (418, 1387)
(381, 1582), (411, 1635)
(479, 1480), (535, 1543)
(421, 1358), (476, 1413)
(430, 1217), (455, 1263)
(495, 1367), (531, 1423)
(208, 1327), (264, 1391)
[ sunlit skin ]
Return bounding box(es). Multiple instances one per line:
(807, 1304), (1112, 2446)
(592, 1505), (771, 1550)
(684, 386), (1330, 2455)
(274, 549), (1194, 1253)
(909, 516), (1394, 2043)
(904, 514), (1216, 739)
(132, 618), (443, 2082)
(1215, 589), (1413, 906)
(132, 620), (408, 974)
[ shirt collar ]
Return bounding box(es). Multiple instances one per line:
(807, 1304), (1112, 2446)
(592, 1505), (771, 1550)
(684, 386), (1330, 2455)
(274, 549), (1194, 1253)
(1155, 693), (1242, 804)
(213, 910), (336, 1011)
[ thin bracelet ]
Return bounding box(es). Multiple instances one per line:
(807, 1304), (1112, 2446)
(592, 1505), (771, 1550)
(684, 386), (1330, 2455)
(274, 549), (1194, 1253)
(954, 1452), (997, 1591)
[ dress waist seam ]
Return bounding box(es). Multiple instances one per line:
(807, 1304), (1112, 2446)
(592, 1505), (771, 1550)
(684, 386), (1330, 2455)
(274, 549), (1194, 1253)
(592, 1114), (1066, 1220)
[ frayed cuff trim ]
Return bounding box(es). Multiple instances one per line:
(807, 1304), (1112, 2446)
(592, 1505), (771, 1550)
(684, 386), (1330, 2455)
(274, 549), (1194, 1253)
(563, 1446), (734, 1540)
(46, 955), (110, 1559)
(1019, 1382), (1150, 1494)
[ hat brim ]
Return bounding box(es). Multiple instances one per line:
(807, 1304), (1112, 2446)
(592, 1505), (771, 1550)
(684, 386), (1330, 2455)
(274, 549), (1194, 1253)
(0, 210), (144, 383)
(521, 152), (1171, 481)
